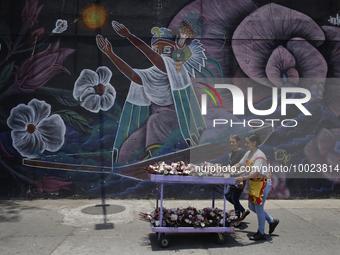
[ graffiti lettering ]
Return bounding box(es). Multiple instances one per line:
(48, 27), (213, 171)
(274, 147), (291, 165)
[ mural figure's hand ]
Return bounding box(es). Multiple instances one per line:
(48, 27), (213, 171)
(96, 35), (112, 55)
(112, 21), (130, 38)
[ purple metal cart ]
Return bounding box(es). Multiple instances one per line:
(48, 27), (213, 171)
(148, 174), (236, 248)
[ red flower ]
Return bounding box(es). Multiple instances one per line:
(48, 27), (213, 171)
(21, 0), (44, 28)
(11, 40), (75, 93)
(36, 176), (72, 192)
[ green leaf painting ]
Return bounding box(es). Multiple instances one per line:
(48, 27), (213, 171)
(0, 61), (14, 89)
(40, 87), (80, 107)
(54, 109), (92, 133)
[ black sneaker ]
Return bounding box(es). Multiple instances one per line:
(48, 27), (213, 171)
(249, 231), (266, 241)
(269, 219), (279, 234)
(241, 209), (250, 220)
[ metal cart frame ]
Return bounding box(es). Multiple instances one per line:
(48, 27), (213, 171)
(148, 174), (236, 247)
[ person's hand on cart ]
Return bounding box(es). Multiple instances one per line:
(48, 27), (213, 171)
(235, 176), (245, 183)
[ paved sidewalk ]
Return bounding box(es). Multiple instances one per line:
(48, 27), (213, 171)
(1, 199), (340, 254)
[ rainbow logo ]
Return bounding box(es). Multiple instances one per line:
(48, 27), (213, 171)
(197, 82), (222, 106)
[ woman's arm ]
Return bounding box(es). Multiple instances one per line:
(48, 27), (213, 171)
(112, 21), (167, 73)
(235, 158), (268, 183)
(235, 170), (260, 183)
(233, 162), (242, 170)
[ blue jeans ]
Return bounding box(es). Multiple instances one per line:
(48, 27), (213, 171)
(248, 178), (274, 234)
(226, 181), (246, 218)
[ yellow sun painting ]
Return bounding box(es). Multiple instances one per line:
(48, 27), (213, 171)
(83, 5), (106, 29)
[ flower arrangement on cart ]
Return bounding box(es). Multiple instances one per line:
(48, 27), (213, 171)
(139, 206), (238, 228)
(142, 161), (238, 247)
(144, 161), (235, 178)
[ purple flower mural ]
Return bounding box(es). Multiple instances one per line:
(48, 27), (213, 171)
(321, 26), (340, 117)
(304, 128), (340, 183)
(7, 99), (66, 158)
(9, 40), (75, 93)
(170, 1), (340, 116)
(73, 67), (116, 113)
(21, 0), (44, 28)
(231, 3), (328, 102)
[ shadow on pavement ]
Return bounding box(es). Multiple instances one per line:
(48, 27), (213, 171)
(139, 221), (278, 250)
(94, 173), (114, 230)
(0, 200), (40, 223)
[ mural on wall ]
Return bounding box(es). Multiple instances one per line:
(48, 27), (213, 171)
(96, 20), (206, 164)
(0, 0), (339, 199)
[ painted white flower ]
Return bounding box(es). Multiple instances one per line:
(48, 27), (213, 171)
(201, 223), (205, 227)
(155, 220), (160, 227)
(7, 99), (66, 158)
(52, 19), (68, 33)
(73, 67), (116, 113)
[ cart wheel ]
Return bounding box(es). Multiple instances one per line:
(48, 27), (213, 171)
(159, 236), (170, 248)
(216, 233), (227, 245)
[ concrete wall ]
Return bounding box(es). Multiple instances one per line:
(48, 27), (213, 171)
(0, 0), (339, 199)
